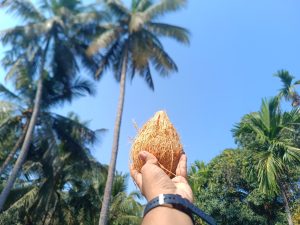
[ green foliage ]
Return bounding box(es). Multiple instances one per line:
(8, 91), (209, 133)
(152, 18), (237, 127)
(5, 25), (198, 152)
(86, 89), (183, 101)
(0, 118), (142, 224)
(189, 149), (290, 225)
(274, 70), (300, 107)
(233, 97), (300, 194)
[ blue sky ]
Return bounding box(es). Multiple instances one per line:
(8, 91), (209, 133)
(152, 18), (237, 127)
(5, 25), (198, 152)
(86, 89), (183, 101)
(1, 0), (300, 191)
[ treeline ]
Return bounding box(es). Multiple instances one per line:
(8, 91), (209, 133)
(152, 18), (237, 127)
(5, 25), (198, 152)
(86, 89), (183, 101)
(0, 0), (188, 224)
(190, 71), (300, 225)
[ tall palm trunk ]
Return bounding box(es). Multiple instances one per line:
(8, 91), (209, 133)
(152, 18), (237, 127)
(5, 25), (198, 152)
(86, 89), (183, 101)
(280, 183), (294, 225)
(99, 49), (128, 225)
(0, 38), (50, 211)
(0, 120), (29, 175)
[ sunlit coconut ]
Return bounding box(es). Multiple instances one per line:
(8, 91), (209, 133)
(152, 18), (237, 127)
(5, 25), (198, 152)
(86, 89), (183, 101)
(130, 111), (183, 178)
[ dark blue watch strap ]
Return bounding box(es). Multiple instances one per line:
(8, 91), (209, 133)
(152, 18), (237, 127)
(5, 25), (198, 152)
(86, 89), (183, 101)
(143, 194), (217, 225)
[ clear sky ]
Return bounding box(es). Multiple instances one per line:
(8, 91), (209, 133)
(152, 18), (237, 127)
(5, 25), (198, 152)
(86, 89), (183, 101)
(1, 0), (300, 191)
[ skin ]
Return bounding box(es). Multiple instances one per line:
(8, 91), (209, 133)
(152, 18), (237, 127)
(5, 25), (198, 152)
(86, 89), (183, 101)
(130, 151), (194, 225)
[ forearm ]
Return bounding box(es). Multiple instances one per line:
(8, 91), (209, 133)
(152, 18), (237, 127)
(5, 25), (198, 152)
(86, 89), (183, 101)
(142, 206), (193, 225)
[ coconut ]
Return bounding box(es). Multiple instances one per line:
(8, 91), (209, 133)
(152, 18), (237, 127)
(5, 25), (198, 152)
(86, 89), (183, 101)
(130, 111), (183, 178)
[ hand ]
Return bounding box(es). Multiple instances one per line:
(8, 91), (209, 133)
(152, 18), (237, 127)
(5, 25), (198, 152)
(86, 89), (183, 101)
(130, 151), (193, 203)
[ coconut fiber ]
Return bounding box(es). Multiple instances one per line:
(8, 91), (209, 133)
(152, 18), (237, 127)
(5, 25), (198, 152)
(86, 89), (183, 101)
(130, 111), (183, 178)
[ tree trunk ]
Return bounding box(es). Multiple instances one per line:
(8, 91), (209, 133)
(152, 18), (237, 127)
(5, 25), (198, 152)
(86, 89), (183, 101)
(0, 38), (50, 211)
(280, 183), (294, 225)
(0, 120), (29, 175)
(99, 49), (128, 225)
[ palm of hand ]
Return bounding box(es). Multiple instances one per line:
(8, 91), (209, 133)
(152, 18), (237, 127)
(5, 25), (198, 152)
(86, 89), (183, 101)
(131, 152), (193, 203)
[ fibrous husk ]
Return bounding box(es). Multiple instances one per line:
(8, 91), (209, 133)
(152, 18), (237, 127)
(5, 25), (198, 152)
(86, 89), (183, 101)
(130, 111), (183, 178)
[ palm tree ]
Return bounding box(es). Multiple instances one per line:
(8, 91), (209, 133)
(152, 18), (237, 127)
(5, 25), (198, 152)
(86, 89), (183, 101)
(233, 97), (300, 225)
(0, 110), (104, 225)
(109, 173), (142, 225)
(0, 0), (101, 210)
(274, 70), (300, 107)
(0, 69), (97, 207)
(86, 1), (190, 223)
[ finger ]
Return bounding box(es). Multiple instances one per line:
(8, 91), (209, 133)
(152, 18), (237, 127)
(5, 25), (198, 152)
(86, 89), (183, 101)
(139, 151), (158, 166)
(130, 164), (142, 189)
(176, 154), (187, 179)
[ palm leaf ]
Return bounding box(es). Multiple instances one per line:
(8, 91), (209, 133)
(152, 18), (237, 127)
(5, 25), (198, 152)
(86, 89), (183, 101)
(0, 85), (21, 103)
(274, 70), (300, 104)
(143, 0), (186, 21)
(95, 40), (122, 79)
(257, 152), (284, 194)
(2, 0), (44, 22)
(147, 22), (190, 44)
(139, 63), (154, 90)
(149, 38), (178, 75)
(136, 0), (152, 11)
(105, 0), (130, 17)
(87, 28), (121, 55)
(4, 186), (38, 211)
(274, 70), (294, 88)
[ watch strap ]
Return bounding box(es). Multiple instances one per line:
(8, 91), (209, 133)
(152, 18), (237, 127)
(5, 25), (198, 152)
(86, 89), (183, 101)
(144, 194), (216, 225)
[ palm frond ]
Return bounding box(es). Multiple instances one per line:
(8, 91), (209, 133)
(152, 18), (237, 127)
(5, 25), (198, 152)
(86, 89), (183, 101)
(149, 38), (178, 75)
(138, 63), (154, 90)
(44, 77), (96, 107)
(274, 70), (299, 102)
(257, 152), (283, 194)
(52, 37), (79, 80)
(2, 0), (45, 22)
(294, 80), (300, 85)
(147, 22), (190, 44)
(87, 28), (120, 55)
(1, 22), (50, 46)
(105, 0), (130, 17)
(4, 186), (38, 211)
(50, 112), (105, 146)
(71, 10), (110, 26)
(68, 77), (97, 97)
(143, 0), (186, 21)
(284, 146), (300, 164)
(274, 70), (294, 88)
(112, 173), (128, 197)
(136, 0), (152, 11)
(95, 40), (122, 79)
(68, 37), (101, 76)
(0, 84), (21, 102)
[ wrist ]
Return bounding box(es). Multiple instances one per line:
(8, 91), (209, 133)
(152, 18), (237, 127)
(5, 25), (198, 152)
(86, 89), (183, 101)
(142, 205), (193, 225)
(144, 194), (193, 221)
(143, 194), (216, 225)
(145, 190), (176, 202)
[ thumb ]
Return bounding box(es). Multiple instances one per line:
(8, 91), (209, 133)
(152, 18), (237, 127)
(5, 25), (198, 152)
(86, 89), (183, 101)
(139, 151), (158, 166)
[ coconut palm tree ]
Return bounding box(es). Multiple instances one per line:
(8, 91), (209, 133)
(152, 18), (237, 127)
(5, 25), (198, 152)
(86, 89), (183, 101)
(86, 0), (190, 223)
(0, 0), (102, 210)
(0, 109), (104, 225)
(0, 98), (28, 176)
(0, 70), (96, 210)
(0, 153), (142, 225)
(274, 70), (300, 107)
(233, 97), (300, 225)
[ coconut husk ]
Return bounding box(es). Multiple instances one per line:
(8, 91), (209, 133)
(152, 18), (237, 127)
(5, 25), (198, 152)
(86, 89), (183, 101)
(130, 111), (183, 178)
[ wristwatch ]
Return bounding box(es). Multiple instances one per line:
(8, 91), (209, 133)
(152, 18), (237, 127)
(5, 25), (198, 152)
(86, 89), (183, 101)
(144, 194), (216, 225)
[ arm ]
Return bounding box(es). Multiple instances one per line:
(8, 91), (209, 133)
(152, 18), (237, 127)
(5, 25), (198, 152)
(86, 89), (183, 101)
(130, 151), (194, 225)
